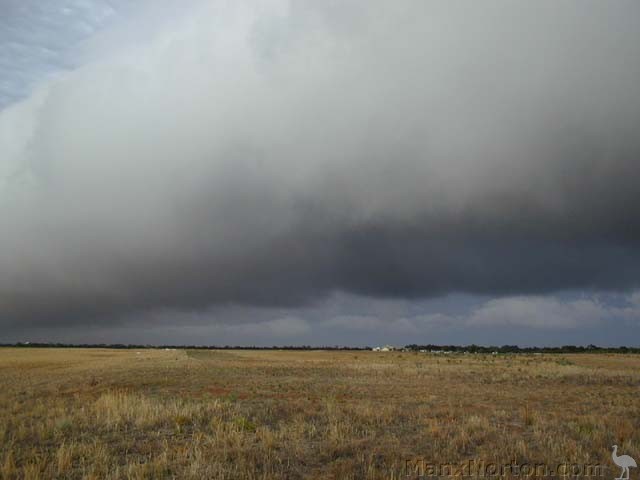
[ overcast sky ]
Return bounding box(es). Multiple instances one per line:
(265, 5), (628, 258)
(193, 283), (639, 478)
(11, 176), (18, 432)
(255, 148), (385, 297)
(1, 0), (640, 346)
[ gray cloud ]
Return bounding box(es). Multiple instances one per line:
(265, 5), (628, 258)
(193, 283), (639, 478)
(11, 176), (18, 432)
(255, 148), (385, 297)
(7, 291), (639, 346)
(1, 1), (640, 328)
(467, 296), (607, 329)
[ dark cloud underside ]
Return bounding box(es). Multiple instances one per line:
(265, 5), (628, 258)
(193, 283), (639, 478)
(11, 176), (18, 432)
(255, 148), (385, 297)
(1, 0), (640, 327)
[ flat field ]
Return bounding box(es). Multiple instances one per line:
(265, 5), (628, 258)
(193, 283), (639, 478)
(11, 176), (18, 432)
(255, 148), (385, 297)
(0, 348), (638, 479)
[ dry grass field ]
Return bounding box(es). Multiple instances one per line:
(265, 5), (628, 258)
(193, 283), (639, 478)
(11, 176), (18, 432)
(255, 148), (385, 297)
(0, 348), (639, 479)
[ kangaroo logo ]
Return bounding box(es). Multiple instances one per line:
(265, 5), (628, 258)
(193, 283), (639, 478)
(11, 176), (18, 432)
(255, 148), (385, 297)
(612, 445), (637, 480)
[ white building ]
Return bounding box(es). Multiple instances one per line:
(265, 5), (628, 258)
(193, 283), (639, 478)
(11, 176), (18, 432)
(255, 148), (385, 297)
(372, 345), (396, 352)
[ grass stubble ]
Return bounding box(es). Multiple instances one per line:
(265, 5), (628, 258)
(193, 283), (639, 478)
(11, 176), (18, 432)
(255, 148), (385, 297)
(0, 348), (638, 479)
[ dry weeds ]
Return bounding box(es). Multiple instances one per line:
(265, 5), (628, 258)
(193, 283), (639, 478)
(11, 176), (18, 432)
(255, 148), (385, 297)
(0, 348), (638, 479)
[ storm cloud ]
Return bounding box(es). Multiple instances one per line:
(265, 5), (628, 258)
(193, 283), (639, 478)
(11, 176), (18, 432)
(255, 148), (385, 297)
(2, 0), (640, 327)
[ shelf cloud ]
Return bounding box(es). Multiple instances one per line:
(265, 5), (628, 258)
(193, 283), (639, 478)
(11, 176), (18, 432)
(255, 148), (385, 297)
(1, 0), (640, 328)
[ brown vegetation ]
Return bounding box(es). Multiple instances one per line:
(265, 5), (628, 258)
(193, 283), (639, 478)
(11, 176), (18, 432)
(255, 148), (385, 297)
(0, 348), (638, 479)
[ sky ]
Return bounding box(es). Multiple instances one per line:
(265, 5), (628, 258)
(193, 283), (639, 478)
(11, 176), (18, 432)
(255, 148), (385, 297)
(1, 0), (640, 346)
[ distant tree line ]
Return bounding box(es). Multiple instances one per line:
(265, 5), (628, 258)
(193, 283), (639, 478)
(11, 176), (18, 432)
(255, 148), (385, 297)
(1, 342), (639, 353)
(403, 344), (640, 354)
(0, 342), (370, 351)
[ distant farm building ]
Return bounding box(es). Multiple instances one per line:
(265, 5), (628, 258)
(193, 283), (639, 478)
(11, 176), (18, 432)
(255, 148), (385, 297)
(372, 345), (397, 352)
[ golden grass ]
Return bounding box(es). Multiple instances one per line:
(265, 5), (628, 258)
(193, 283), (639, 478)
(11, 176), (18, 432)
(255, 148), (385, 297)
(0, 348), (638, 479)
